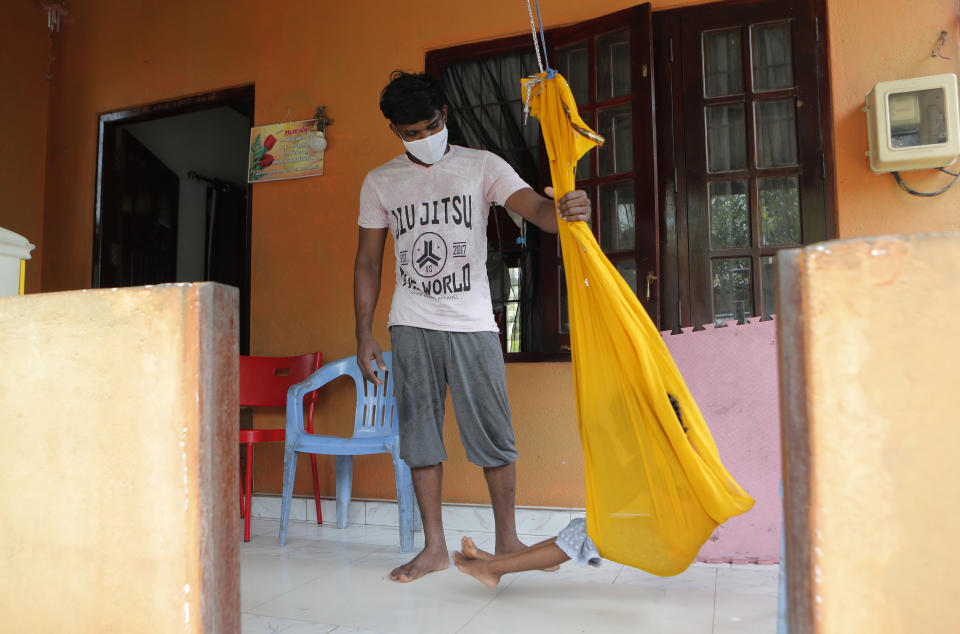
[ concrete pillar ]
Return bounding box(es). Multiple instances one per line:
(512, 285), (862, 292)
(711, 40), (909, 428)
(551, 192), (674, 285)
(0, 283), (239, 633)
(777, 233), (960, 634)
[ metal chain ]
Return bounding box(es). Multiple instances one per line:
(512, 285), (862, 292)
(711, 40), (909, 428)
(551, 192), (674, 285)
(522, 0), (546, 125)
(525, 0), (544, 73)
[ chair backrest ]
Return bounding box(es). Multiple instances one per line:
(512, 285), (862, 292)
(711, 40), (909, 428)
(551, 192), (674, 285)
(240, 353), (322, 408)
(320, 352), (398, 439)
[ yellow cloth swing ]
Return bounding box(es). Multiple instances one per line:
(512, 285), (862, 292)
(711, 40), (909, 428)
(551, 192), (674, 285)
(522, 71), (755, 576)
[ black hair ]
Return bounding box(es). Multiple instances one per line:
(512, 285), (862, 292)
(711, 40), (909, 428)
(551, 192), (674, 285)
(378, 71), (447, 125)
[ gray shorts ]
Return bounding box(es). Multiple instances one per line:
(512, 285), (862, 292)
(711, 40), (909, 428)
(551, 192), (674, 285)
(390, 326), (517, 468)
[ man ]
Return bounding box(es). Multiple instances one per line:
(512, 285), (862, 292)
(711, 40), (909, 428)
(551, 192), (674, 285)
(354, 71), (590, 582)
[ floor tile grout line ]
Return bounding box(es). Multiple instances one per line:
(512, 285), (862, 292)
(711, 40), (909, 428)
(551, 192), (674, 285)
(710, 567), (719, 634)
(241, 566), (333, 614)
(611, 563), (625, 584)
(453, 570), (527, 634)
(240, 551), (343, 615)
(241, 612), (341, 634)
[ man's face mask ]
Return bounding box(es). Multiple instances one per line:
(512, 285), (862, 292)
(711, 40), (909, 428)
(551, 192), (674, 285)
(399, 116), (448, 165)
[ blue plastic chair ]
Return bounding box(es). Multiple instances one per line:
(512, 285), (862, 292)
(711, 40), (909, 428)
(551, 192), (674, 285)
(278, 352), (417, 552)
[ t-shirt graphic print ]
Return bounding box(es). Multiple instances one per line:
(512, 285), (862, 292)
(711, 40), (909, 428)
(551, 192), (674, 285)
(358, 145), (529, 332)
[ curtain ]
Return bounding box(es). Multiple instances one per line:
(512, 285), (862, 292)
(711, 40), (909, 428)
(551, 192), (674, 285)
(441, 54), (540, 186)
(440, 52), (544, 351)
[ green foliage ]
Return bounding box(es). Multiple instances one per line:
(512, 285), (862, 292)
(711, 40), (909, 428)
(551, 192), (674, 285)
(710, 188), (749, 248)
(708, 177), (800, 321)
(759, 179), (800, 246)
(248, 133), (266, 182)
(712, 258), (752, 322)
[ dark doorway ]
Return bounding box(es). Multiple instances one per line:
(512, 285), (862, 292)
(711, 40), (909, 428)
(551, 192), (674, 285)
(98, 130), (180, 285)
(94, 85), (254, 353)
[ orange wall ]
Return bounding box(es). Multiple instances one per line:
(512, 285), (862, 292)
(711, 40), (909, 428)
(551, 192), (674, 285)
(0, 1), (49, 292)
(828, 1), (960, 237)
(37, 0), (960, 506)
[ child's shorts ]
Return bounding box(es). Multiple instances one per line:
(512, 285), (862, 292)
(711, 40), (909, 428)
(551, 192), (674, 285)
(555, 518), (601, 567)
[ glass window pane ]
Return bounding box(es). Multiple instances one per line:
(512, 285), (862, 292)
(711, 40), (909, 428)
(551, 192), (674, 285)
(761, 255), (775, 319)
(454, 63), (482, 99)
(598, 106), (633, 175)
(598, 29), (631, 101)
(889, 88), (949, 147)
(505, 101), (526, 148)
(505, 266), (521, 352)
(484, 103), (502, 146)
(616, 260), (638, 296)
(558, 265), (569, 334)
(756, 99), (797, 167)
(523, 116), (541, 148)
(759, 176), (800, 246)
(469, 105), (484, 142)
(703, 29), (743, 97)
(752, 22), (793, 91)
(709, 180), (749, 248)
(478, 58), (501, 104)
(559, 44), (589, 104)
(712, 257), (753, 324)
(515, 99), (541, 147)
(600, 182), (635, 252)
(508, 265), (521, 302)
(706, 105), (747, 172)
(576, 152), (590, 181)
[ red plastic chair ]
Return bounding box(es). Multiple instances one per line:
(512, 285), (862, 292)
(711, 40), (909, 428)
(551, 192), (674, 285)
(239, 352), (322, 542)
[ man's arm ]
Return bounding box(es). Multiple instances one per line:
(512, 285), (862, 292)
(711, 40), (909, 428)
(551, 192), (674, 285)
(503, 186), (591, 234)
(354, 227), (389, 385)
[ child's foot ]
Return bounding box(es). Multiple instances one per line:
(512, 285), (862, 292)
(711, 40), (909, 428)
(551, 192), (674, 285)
(460, 536), (494, 560)
(389, 545), (450, 582)
(453, 550), (501, 588)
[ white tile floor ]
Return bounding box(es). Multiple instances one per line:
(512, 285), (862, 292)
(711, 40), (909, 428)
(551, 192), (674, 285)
(241, 518), (778, 634)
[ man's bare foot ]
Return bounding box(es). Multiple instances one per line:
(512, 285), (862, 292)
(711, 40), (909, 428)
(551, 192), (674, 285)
(453, 551), (501, 588)
(389, 546), (450, 582)
(460, 536), (494, 560)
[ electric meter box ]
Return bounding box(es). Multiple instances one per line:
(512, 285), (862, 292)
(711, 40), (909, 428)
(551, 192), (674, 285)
(864, 73), (960, 173)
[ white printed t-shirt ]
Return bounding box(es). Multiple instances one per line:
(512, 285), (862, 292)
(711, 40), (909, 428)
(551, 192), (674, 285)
(358, 145), (529, 332)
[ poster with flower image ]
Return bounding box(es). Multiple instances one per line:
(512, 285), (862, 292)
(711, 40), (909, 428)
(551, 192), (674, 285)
(247, 119), (325, 183)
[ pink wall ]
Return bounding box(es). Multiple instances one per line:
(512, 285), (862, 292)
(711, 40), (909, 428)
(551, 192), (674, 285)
(663, 318), (781, 563)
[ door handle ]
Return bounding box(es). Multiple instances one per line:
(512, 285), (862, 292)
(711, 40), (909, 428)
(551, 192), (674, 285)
(645, 271), (658, 300)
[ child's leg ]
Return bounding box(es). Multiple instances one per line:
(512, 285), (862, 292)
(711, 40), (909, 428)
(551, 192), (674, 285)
(461, 536), (558, 560)
(453, 538), (570, 588)
(461, 536), (562, 571)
